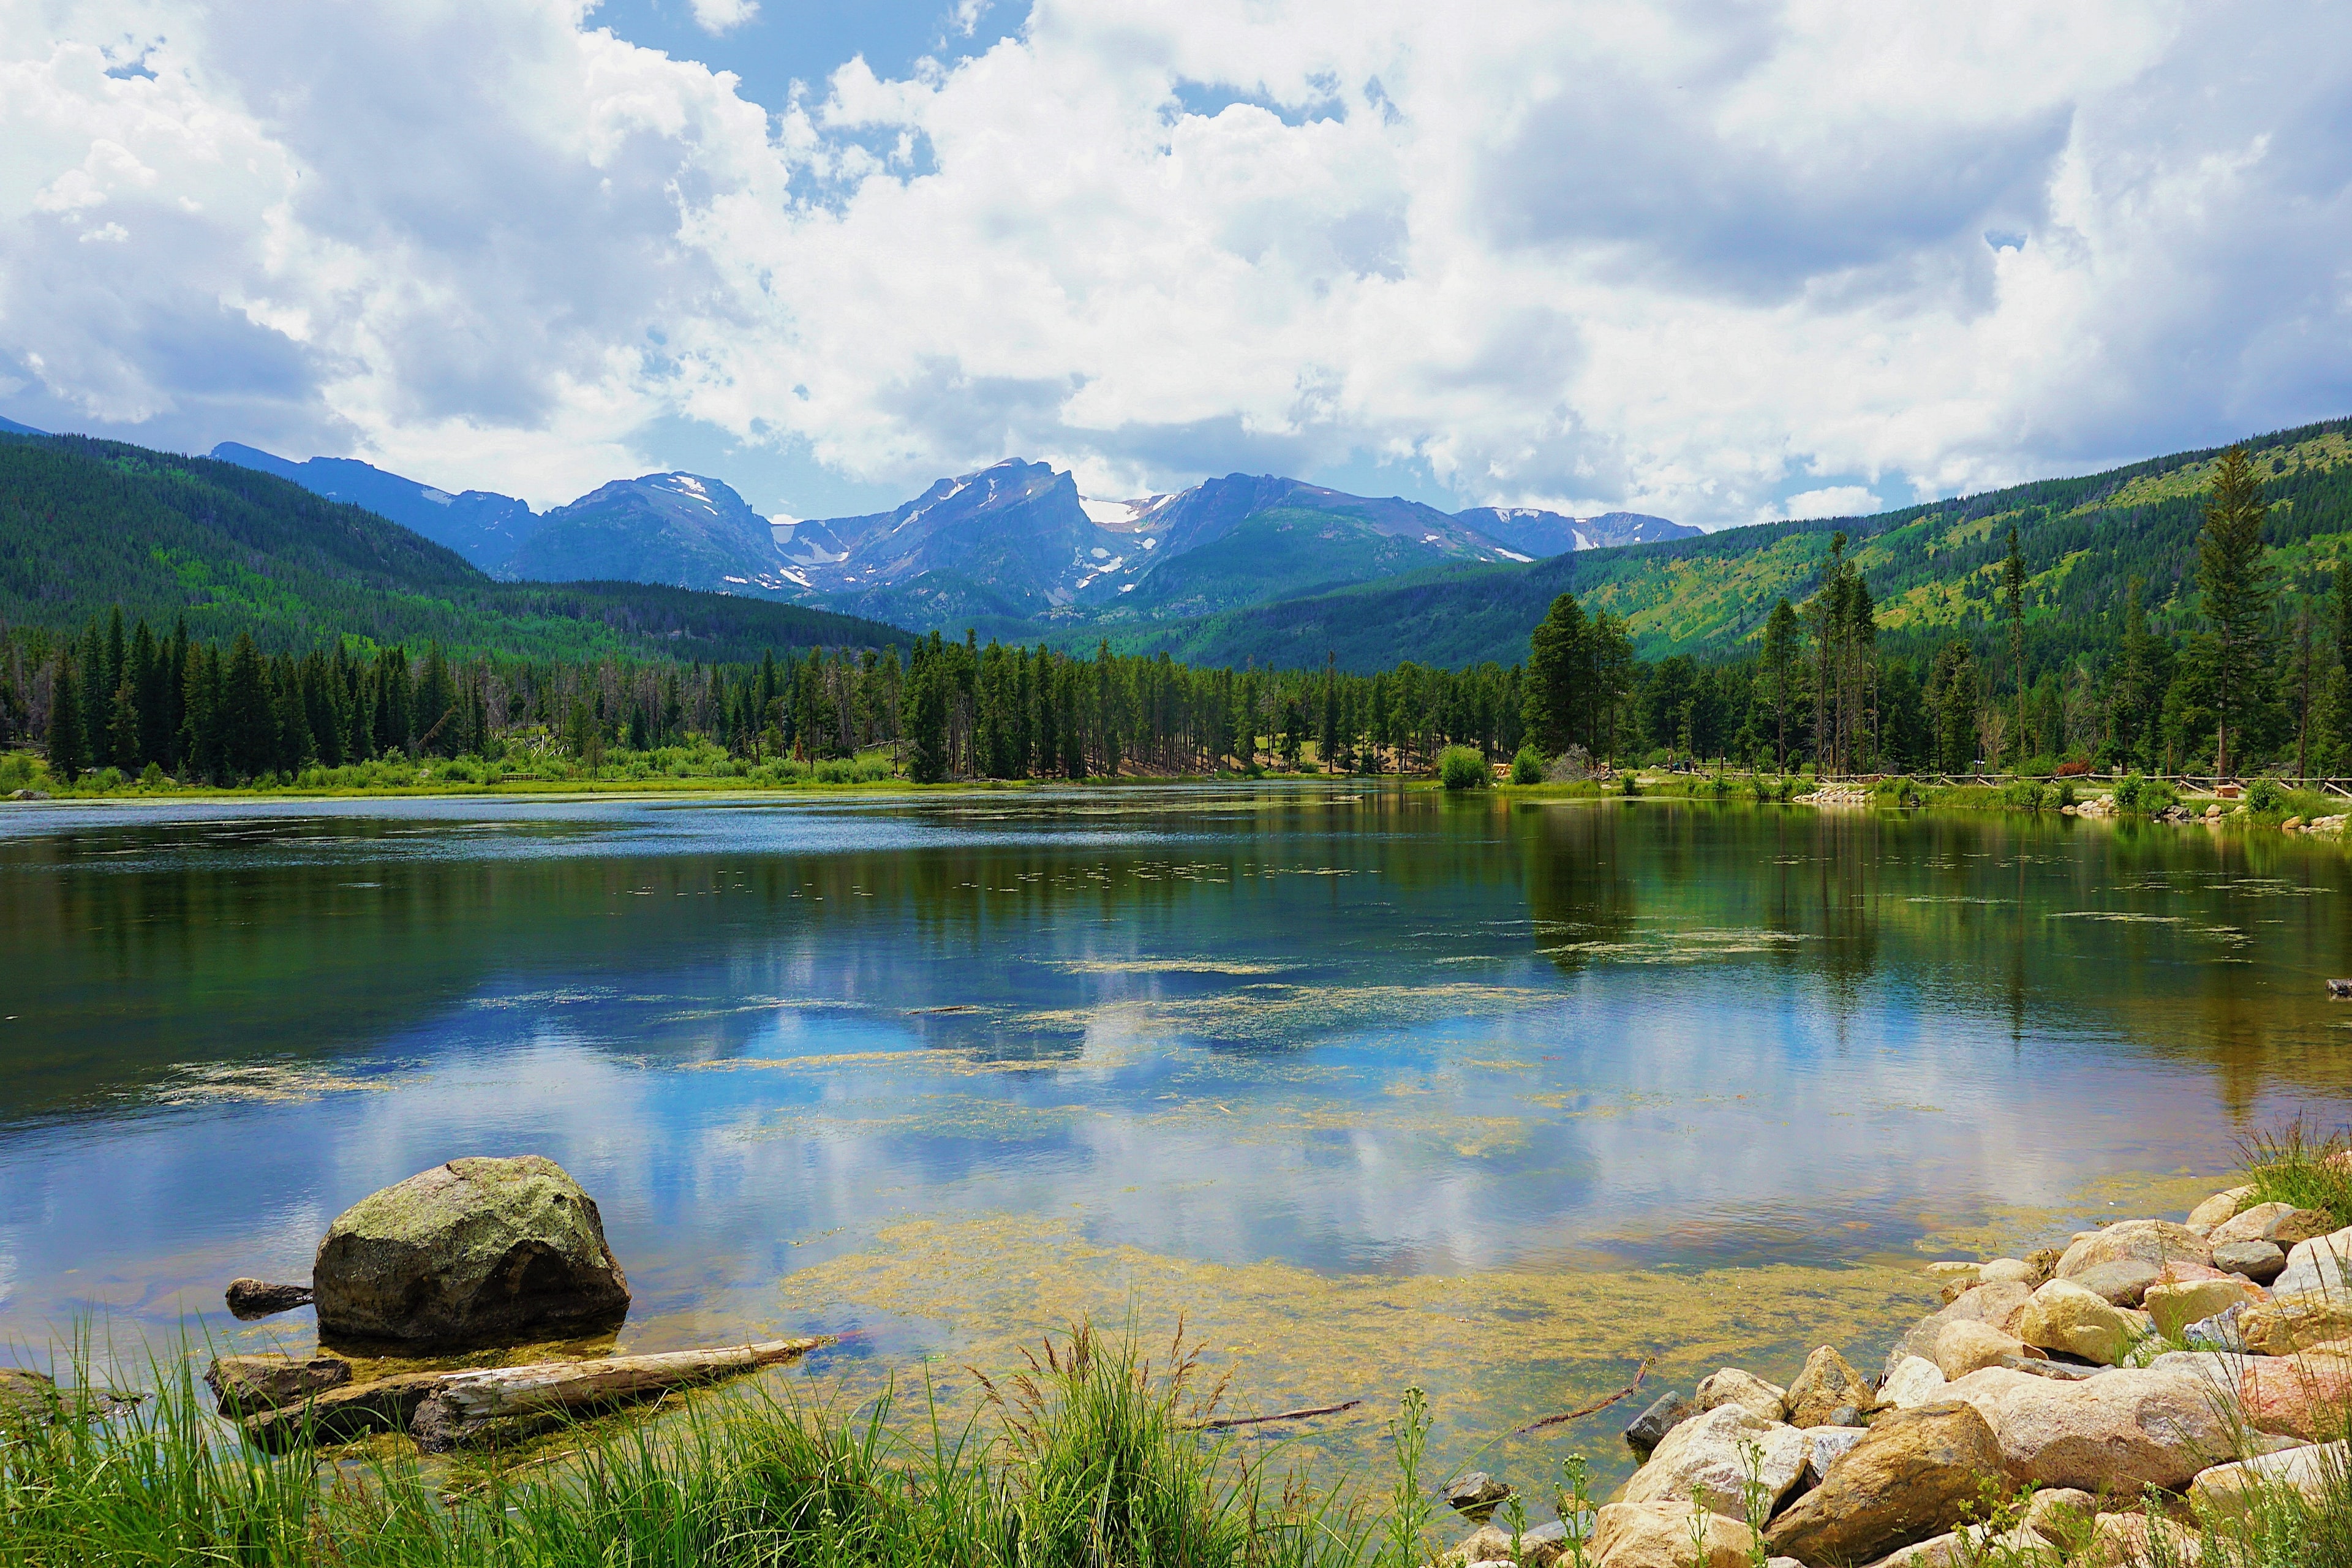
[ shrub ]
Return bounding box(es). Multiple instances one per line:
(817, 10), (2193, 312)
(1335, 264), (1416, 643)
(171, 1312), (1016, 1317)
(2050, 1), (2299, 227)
(2054, 758), (2092, 777)
(1509, 746), (1545, 785)
(1997, 778), (2048, 811)
(1437, 745), (1488, 790)
(2247, 777), (2285, 813)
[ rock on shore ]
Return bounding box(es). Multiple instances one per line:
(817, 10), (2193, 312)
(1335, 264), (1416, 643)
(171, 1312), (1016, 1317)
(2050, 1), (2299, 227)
(312, 1155), (631, 1349)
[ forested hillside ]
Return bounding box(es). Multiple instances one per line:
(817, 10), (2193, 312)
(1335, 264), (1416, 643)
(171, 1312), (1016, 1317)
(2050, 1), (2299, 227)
(1099, 418), (2352, 676)
(0, 434), (899, 663)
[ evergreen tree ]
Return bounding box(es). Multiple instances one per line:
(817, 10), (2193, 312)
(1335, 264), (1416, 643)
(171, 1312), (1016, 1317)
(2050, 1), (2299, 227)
(2002, 526), (2026, 767)
(2196, 446), (2272, 777)
(130, 619), (167, 769)
(110, 677), (141, 773)
(1522, 592), (1589, 756)
(905, 633), (950, 782)
(47, 654), (86, 783)
(223, 632), (271, 780)
(1760, 597), (1800, 772)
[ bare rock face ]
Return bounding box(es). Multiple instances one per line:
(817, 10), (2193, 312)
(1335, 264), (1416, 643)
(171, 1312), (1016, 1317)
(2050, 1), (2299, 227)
(2143, 1276), (2264, 1341)
(203, 1354), (351, 1415)
(1932, 1320), (2029, 1381)
(1694, 1366), (1787, 1422)
(2238, 1355), (2352, 1441)
(2239, 1292), (2352, 1356)
(2211, 1239), (2287, 1283)
(1885, 1283), (2034, 1377)
(2188, 1439), (2349, 1517)
(1589, 1502), (1762, 1568)
(1622, 1403), (1809, 1518)
(1784, 1344), (1875, 1428)
(2211, 1202), (2337, 1250)
(312, 1156), (630, 1349)
(1939, 1366), (2234, 1492)
(1763, 1401), (2004, 1566)
(2272, 1226), (2352, 1297)
(2055, 1220), (2212, 1280)
(2015, 1278), (2146, 1365)
(2186, 1186), (2253, 1235)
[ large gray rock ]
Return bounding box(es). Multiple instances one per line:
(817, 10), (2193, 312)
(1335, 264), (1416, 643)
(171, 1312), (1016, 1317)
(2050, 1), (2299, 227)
(312, 1156), (631, 1348)
(1694, 1366), (1787, 1422)
(1939, 1366), (2234, 1491)
(204, 1354), (350, 1415)
(2212, 1239), (2287, 1283)
(1622, 1390), (1695, 1460)
(2272, 1225), (2352, 1297)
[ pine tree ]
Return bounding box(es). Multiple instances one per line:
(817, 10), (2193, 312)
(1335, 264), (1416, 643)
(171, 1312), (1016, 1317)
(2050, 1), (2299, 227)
(223, 632), (271, 780)
(47, 654), (87, 783)
(2002, 526), (2026, 767)
(1521, 592), (1589, 756)
(2196, 446), (2272, 777)
(1761, 598), (1800, 772)
(130, 619), (166, 769)
(110, 677), (141, 773)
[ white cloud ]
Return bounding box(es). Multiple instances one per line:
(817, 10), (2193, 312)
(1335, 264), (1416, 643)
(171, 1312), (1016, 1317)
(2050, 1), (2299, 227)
(2, 1), (2350, 521)
(688, 0), (758, 36)
(1765, 486), (1883, 524)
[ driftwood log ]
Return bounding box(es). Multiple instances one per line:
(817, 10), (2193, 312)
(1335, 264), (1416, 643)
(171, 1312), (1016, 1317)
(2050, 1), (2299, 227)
(410, 1336), (829, 1452)
(241, 1371), (450, 1451)
(242, 1337), (829, 1453)
(225, 1279), (315, 1319)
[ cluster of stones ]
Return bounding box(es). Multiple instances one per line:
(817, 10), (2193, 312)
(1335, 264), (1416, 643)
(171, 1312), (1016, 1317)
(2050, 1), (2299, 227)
(1793, 785), (1872, 808)
(2281, 814), (2350, 834)
(1439, 1182), (2352, 1568)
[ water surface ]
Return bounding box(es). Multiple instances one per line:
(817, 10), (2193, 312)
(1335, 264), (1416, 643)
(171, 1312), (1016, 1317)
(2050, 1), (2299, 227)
(4, 786), (2348, 1481)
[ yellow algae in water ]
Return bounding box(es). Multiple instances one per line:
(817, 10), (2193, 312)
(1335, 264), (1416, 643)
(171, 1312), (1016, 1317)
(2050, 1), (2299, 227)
(781, 1213), (1930, 1491)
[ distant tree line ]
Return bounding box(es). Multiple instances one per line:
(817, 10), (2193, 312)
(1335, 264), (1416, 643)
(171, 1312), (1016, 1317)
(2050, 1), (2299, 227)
(7, 447), (2340, 785)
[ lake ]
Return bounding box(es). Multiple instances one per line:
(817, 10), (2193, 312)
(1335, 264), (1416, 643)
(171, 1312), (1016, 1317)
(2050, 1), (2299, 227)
(4, 785), (2349, 1485)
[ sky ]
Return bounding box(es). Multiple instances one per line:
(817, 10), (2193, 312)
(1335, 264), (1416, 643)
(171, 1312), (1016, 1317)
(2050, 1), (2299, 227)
(4, 1), (2351, 528)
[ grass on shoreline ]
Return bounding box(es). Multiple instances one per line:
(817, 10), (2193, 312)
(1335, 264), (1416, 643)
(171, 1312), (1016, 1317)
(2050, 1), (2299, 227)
(9, 1311), (2352, 1567)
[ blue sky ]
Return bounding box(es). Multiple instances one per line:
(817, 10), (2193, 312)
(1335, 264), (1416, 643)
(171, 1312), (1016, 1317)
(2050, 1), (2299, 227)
(6, 2), (2350, 527)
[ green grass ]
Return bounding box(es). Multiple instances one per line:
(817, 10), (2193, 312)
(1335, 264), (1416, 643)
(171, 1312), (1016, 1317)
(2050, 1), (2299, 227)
(2, 1325), (1382, 1568)
(10, 1313), (2352, 1565)
(2241, 1120), (2352, 1229)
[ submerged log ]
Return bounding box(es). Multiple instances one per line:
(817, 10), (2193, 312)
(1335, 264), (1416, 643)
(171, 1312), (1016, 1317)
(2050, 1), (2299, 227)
(410, 1336), (829, 1452)
(206, 1354), (351, 1415)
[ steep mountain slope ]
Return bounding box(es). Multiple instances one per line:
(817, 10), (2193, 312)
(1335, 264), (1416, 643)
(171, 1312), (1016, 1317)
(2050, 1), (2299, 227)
(0, 414), (44, 437)
(0, 433), (903, 660)
(510, 471), (794, 592)
(211, 442), (536, 573)
(787, 464), (1540, 629)
(783, 459), (1133, 622)
(1456, 507), (1697, 557)
(1083, 417), (2352, 672)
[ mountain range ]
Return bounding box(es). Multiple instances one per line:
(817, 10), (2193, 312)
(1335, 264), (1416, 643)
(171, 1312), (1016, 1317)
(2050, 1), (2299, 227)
(205, 440), (1695, 641)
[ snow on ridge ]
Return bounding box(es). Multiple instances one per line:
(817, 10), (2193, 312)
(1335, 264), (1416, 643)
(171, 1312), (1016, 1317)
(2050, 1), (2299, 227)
(421, 487), (454, 506)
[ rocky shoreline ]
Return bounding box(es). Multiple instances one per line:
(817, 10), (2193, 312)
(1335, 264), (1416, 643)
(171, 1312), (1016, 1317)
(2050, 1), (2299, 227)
(1438, 1178), (2352, 1567)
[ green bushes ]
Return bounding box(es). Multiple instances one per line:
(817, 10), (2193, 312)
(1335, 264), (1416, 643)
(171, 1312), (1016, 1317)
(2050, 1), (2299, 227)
(1509, 747), (1545, 785)
(2110, 774), (2179, 815)
(1437, 745), (1488, 790)
(1996, 778), (2050, 811)
(2247, 777), (2285, 814)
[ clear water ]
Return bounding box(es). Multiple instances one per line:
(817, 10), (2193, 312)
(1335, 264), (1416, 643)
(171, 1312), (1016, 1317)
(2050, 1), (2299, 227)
(4, 786), (2348, 1480)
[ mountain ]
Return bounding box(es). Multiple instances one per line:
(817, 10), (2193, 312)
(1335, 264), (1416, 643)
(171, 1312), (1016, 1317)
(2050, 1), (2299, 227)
(510, 471), (796, 592)
(1084, 417), (2352, 672)
(211, 443), (535, 573)
(780, 459), (1131, 624)
(0, 414), (45, 437)
(1455, 507), (1697, 557)
(1, 431), (905, 661)
(782, 464), (1547, 630)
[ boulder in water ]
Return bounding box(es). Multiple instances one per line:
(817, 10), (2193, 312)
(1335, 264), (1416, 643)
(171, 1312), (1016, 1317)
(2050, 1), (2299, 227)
(312, 1156), (630, 1349)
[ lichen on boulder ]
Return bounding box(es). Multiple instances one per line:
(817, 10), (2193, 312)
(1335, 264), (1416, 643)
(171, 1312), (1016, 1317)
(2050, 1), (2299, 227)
(312, 1155), (630, 1349)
